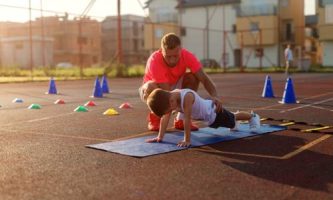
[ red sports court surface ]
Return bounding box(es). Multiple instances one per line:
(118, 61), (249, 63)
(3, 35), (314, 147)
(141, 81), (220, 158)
(0, 73), (332, 200)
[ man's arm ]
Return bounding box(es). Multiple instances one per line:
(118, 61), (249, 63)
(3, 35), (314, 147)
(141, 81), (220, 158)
(177, 92), (194, 147)
(194, 68), (223, 112)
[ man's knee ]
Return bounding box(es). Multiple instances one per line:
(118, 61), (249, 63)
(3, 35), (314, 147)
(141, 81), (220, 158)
(139, 81), (158, 102)
(182, 73), (199, 91)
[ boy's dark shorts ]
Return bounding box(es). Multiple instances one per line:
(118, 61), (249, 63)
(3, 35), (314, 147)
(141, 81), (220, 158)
(209, 108), (235, 129)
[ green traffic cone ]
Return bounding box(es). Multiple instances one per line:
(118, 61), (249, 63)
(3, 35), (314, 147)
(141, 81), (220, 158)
(28, 104), (41, 109)
(74, 106), (88, 112)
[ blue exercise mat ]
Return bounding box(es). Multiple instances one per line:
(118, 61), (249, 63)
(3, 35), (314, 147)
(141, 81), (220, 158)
(86, 124), (286, 157)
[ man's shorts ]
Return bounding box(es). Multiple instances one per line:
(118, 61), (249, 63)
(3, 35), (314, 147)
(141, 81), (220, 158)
(209, 108), (235, 129)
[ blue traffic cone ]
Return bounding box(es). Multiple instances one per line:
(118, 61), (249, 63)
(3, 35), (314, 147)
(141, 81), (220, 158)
(262, 75), (274, 98)
(101, 75), (110, 93)
(91, 77), (103, 98)
(46, 77), (57, 94)
(280, 77), (298, 104)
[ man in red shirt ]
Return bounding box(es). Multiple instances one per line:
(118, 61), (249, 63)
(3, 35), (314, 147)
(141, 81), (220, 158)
(139, 33), (223, 131)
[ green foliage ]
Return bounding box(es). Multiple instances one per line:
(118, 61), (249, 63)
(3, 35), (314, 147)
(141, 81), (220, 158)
(0, 64), (332, 83)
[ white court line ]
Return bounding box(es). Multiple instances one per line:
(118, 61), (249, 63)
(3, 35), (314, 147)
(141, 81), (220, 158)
(280, 97), (333, 113)
(310, 105), (333, 112)
(1, 107), (108, 127)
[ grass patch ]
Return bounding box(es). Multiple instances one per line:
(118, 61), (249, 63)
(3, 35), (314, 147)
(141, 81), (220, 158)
(0, 64), (332, 83)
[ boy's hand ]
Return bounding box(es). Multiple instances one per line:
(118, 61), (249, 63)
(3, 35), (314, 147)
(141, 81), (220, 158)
(177, 140), (191, 147)
(146, 137), (162, 143)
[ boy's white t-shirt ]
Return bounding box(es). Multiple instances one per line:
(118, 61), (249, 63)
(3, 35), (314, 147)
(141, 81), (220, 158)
(178, 89), (216, 125)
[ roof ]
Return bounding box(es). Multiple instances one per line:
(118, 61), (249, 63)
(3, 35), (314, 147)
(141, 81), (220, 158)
(144, 0), (240, 9)
(176, 0), (241, 8)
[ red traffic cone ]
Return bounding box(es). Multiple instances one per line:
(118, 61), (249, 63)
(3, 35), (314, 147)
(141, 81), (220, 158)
(119, 102), (132, 109)
(85, 101), (96, 106)
(54, 99), (65, 104)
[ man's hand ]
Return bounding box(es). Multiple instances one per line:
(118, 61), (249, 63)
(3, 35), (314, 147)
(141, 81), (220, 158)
(146, 137), (162, 143)
(211, 96), (223, 113)
(177, 140), (191, 147)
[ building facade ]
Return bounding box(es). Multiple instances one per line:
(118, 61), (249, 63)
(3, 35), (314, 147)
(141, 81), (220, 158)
(317, 0), (333, 67)
(145, 0), (308, 69)
(0, 15), (101, 68)
(143, 0), (180, 51)
(102, 14), (148, 65)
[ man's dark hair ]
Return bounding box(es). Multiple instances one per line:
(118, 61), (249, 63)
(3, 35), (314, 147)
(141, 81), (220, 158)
(147, 89), (171, 117)
(161, 33), (181, 50)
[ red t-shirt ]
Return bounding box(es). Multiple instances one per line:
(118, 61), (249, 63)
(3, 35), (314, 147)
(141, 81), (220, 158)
(143, 48), (201, 85)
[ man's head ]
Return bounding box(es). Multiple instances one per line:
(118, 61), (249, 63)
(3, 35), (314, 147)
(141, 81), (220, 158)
(161, 33), (181, 67)
(147, 89), (172, 117)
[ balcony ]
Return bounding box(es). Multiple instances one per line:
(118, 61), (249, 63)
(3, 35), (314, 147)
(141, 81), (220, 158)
(236, 4), (277, 17)
(319, 0), (333, 7)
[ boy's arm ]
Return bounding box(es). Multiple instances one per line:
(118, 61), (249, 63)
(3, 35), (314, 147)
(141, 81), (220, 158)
(157, 113), (171, 140)
(177, 92), (194, 147)
(146, 113), (170, 143)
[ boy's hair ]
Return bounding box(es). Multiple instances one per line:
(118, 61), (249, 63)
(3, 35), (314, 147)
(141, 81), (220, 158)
(161, 33), (181, 50)
(147, 89), (171, 117)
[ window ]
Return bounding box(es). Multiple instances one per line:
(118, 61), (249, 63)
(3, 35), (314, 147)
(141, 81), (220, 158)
(255, 48), (264, 57)
(325, 4), (333, 23)
(281, 0), (289, 7)
(180, 27), (186, 36)
(232, 24), (237, 33)
(250, 22), (259, 32)
(155, 29), (163, 38)
(15, 43), (23, 49)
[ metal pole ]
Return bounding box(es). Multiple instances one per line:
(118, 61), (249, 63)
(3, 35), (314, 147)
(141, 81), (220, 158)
(240, 31), (244, 72)
(222, 6), (226, 72)
(29, 0), (34, 79)
(40, 0), (45, 67)
(259, 29), (262, 70)
(117, 0), (123, 64)
(277, 0), (281, 67)
(79, 19), (83, 77)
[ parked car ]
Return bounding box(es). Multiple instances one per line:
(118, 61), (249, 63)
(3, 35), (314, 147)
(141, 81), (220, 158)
(56, 62), (73, 68)
(200, 59), (221, 68)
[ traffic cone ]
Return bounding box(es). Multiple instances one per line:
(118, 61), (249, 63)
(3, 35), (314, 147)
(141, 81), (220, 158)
(119, 102), (132, 109)
(12, 98), (24, 103)
(54, 99), (65, 104)
(46, 77), (57, 94)
(101, 75), (110, 93)
(74, 106), (88, 112)
(91, 77), (103, 98)
(84, 101), (96, 107)
(103, 108), (119, 116)
(262, 75), (274, 98)
(28, 104), (41, 109)
(279, 77), (299, 104)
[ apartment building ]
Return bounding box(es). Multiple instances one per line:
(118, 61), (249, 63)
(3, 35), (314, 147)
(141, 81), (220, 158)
(143, 0), (180, 51)
(178, 0), (240, 68)
(0, 15), (101, 68)
(304, 15), (320, 65)
(101, 14), (148, 65)
(317, 0), (333, 66)
(0, 22), (53, 68)
(145, 0), (309, 69)
(236, 0), (305, 68)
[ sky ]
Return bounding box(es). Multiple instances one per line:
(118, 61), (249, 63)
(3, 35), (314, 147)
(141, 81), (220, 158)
(0, 0), (316, 23)
(0, 0), (148, 22)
